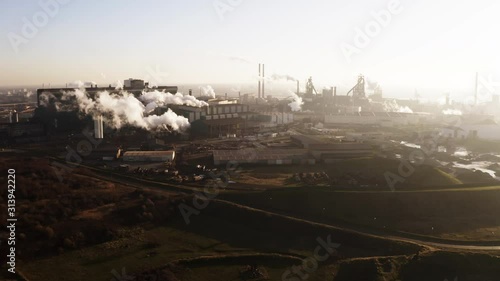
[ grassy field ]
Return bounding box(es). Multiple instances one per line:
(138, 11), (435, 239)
(232, 157), (462, 189)
(4, 155), (500, 280)
(220, 186), (500, 242)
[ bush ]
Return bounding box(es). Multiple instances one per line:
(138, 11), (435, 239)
(43, 227), (55, 238)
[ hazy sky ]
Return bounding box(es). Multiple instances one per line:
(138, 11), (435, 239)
(1, 0), (500, 100)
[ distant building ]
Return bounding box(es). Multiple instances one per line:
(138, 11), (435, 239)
(213, 148), (314, 165)
(122, 150), (175, 162)
(169, 102), (250, 137)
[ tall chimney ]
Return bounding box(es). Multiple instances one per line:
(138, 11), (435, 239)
(94, 115), (104, 139)
(475, 72), (478, 106)
(334, 86), (337, 105)
(296, 80), (300, 95)
(189, 89), (192, 96)
(258, 64), (261, 99)
(262, 64), (265, 99)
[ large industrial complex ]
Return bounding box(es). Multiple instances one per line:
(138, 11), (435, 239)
(4, 1), (500, 279)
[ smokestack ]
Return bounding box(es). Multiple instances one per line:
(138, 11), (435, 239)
(258, 64), (261, 99)
(189, 89), (192, 96)
(9, 111), (18, 123)
(296, 80), (299, 95)
(262, 64), (265, 99)
(94, 115), (104, 139)
(334, 87), (337, 105)
(475, 72), (478, 106)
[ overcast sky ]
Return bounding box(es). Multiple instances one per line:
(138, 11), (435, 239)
(1, 0), (499, 100)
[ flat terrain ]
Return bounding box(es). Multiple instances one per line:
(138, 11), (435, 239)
(233, 157), (462, 189)
(220, 186), (500, 242)
(2, 154), (500, 280)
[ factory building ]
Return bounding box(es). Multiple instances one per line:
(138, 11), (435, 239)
(122, 150), (175, 162)
(168, 102), (250, 137)
(34, 79), (179, 134)
(0, 122), (47, 145)
(439, 115), (500, 141)
(324, 112), (426, 127)
(213, 148), (314, 165)
(36, 79), (178, 107)
(290, 134), (373, 163)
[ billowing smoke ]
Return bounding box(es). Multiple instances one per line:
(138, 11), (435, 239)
(443, 109), (463, 115)
(68, 81), (97, 88)
(199, 85), (216, 98)
(228, 55), (252, 64)
(383, 99), (413, 113)
(58, 89), (201, 132)
(366, 79), (379, 91)
(288, 92), (303, 112)
(271, 74), (297, 82)
(139, 90), (208, 111)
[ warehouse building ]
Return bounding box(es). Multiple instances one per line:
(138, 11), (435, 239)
(122, 150), (175, 162)
(213, 148), (314, 165)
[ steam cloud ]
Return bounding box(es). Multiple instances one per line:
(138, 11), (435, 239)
(55, 89), (209, 132)
(383, 99), (413, 113)
(140, 90), (209, 111)
(271, 74), (298, 82)
(68, 81), (97, 88)
(443, 109), (463, 115)
(288, 92), (304, 112)
(199, 85), (216, 98)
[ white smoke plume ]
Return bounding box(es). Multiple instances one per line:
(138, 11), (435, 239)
(60, 89), (193, 132)
(140, 90), (208, 109)
(68, 81), (97, 88)
(288, 92), (303, 112)
(383, 99), (413, 113)
(443, 109), (463, 115)
(228, 55), (253, 64)
(271, 74), (297, 82)
(199, 85), (216, 98)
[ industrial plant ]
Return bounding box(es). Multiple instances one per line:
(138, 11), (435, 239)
(3, 1), (500, 279)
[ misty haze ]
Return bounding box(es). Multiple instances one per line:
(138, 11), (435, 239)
(1, 1), (500, 281)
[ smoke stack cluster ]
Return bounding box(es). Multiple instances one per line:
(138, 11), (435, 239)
(9, 110), (19, 123)
(94, 115), (104, 139)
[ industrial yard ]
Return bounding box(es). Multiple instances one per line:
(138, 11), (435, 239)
(1, 74), (500, 281)
(3, 1), (500, 280)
